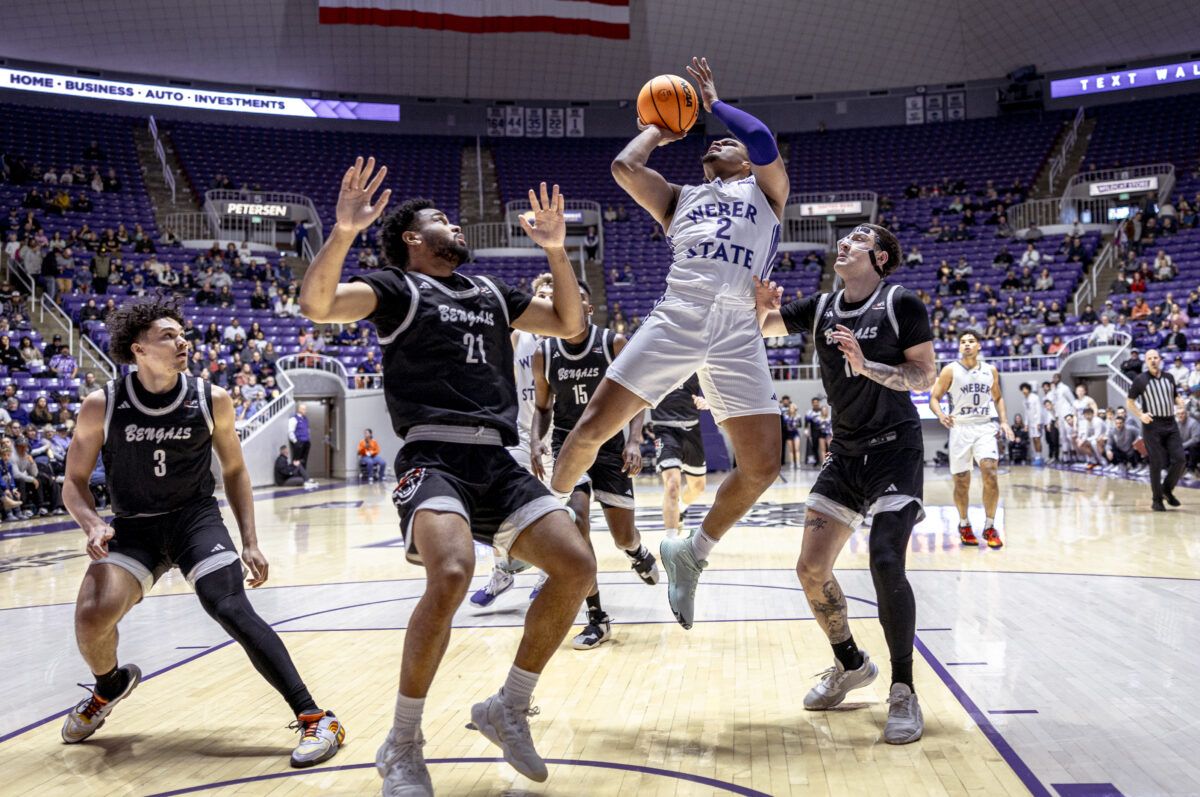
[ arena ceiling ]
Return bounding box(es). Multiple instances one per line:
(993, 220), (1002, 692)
(3, 0), (1199, 101)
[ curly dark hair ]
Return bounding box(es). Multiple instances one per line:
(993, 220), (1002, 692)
(378, 198), (435, 271)
(106, 293), (185, 365)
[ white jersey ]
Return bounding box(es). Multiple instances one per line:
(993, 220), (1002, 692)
(1023, 392), (1041, 431)
(511, 330), (542, 450)
(665, 174), (781, 298)
(948, 360), (997, 425)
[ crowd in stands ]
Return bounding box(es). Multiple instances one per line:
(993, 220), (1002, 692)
(4, 96), (1200, 506)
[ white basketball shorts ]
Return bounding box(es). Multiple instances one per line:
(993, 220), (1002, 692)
(949, 422), (1000, 474)
(605, 290), (777, 424)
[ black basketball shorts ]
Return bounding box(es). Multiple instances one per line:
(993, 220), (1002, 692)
(552, 428), (634, 510)
(654, 424), (707, 477)
(391, 441), (564, 566)
(807, 447), (926, 528)
(97, 496), (241, 596)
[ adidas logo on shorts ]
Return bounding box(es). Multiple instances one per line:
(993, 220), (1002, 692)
(884, 483), (898, 493)
(210, 543), (225, 552)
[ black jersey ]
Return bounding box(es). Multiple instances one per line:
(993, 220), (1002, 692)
(781, 281), (932, 455)
(352, 268), (532, 446)
(101, 372), (216, 517)
(651, 374), (702, 428)
(543, 324), (616, 434)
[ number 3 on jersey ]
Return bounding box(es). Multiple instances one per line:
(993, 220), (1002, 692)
(153, 448), (166, 477)
(463, 333), (487, 364)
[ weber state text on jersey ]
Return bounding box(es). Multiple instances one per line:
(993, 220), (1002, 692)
(781, 282), (933, 455)
(666, 175), (781, 297)
(512, 330), (541, 449)
(102, 372), (216, 517)
(543, 325), (615, 435)
(948, 360), (998, 424)
(351, 269), (532, 445)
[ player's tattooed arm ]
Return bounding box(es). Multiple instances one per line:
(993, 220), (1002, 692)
(831, 327), (937, 390)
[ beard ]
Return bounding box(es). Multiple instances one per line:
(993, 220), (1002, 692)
(433, 239), (471, 267)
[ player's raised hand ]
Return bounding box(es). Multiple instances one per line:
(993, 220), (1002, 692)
(686, 57), (719, 112)
(831, 324), (867, 373)
(84, 522), (116, 560)
(335, 156), (392, 235)
(242, 545), (269, 588)
(753, 277), (783, 313)
(519, 182), (567, 249)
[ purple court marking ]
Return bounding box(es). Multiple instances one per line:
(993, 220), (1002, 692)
(989, 709), (1039, 715)
(917, 627), (952, 631)
(1052, 785), (1126, 797)
(141, 757), (772, 797)
(945, 661), (988, 666)
(276, 615), (882, 634)
(174, 645), (211, 650)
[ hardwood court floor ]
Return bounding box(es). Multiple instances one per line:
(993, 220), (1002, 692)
(1, 466), (1197, 796)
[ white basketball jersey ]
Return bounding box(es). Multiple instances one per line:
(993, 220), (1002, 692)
(512, 330), (542, 449)
(949, 360), (997, 424)
(666, 174), (781, 298)
(1023, 392), (1041, 430)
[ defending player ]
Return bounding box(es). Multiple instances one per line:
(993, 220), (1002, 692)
(60, 294), (344, 768)
(550, 57), (789, 630)
(756, 223), (937, 744)
(300, 159), (594, 795)
(651, 374), (708, 536)
(531, 282), (660, 649)
(928, 330), (1014, 548)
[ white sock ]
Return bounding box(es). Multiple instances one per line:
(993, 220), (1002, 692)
(984, 517), (994, 529)
(958, 518), (970, 528)
(664, 526), (679, 538)
(689, 527), (718, 561)
(550, 487), (572, 502)
(501, 665), (539, 709)
(393, 693), (425, 741)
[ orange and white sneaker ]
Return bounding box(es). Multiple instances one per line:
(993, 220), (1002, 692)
(983, 527), (1004, 549)
(290, 710), (346, 768)
(61, 664), (142, 744)
(958, 523), (979, 546)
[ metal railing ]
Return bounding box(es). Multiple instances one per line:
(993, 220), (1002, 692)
(6, 259), (37, 317)
(1105, 333), (1134, 398)
(1064, 163), (1175, 197)
(781, 217), (837, 248)
(1007, 196), (1116, 231)
(236, 367), (295, 441)
(79, 334), (117, 381)
(1046, 106), (1084, 193)
(163, 211), (218, 241)
(205, 189), (325, 253)
(147, 115), (176, 205)
(1072, 236), (1118, 315)
(464, 221), (510, 250)
(275, 352), (381, 390)
(781, 192), (877, 249)
(37, 295), (73, 353)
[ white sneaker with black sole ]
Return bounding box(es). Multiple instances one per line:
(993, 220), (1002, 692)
(571, 611), (612, 650)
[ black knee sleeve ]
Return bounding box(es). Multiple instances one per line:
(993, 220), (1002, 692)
(194, 561), (317, 716)
(867, 502), (921, 676)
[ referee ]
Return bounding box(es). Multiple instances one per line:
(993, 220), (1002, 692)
(1126, 349), (1186, 511)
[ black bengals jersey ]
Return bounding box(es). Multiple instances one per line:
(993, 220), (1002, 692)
(651, 374), (702, 428)
(781, 281), (932, 455)
(101, 372), (216, 517)
(543, 325), (616, 434)
(351, 268), (533, 446)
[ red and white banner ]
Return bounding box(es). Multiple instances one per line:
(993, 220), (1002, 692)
(318, 1), (630, 39)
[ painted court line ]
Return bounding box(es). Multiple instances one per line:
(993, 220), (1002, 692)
(989, 709), (1040, 715)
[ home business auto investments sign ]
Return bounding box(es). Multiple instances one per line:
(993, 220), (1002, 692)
(1051, 58), (1200, 98)
(0, 67), (399, 121)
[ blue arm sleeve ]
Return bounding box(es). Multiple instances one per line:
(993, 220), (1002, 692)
(710, 101), (779, 166)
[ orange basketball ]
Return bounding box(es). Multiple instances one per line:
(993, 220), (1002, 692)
(637, 74), (699, 135)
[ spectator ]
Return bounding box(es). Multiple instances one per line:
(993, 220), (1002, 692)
(1168, 356), (1190, 385)
(1000, 269), (1020, 292)
(1121, 349), (1144, 379)
(288, 403), (311, 468)
(583, 226), (599, 261)
(0, 335), (21, 370)
(776, 252), (796, 272)
(1047, 335), (1066, 356)
(1034, 268), (1054, 291)
(78, 372), (102, 399)
(603, 204), (617, 223)
(357, 428), (387, 482)
(992, 246), (1013, 268)
(1044, 301), (1064, 326)
(1105, 414), (1142, 471)
(1164, 322), (1188, 352)
(48, 345), (77, 378)
(1089, 314), (1118, 345)
(905, 247), (923, 268)
(102, 167), (120, 191)
(1024, 223), (1044, 241)
(1019, 243), (1041, 269)
(0, 438), (29, 521)
(223, 317), (247, 344)
(84, 140), (104, 160)
(1078, 304), (1099, 324)
(1178, 408), (1200, 473)
(273, 445), (315, 488)
(1188, 361), (1200, 393)
(18, 336), (43, 372)
(1008, 414), (1030, 464)
(1130, 296), (1151, 319)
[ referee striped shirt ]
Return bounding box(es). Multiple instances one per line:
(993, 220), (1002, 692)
(1128, 370), (1178, 421)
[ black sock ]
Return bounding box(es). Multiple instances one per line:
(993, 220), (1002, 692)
(624, 544), (647, 559)
(891, 659), (914, 692)
(832, 637), (863, 671)
(585, 593), (603, 614)
(94, 665), (128, 701)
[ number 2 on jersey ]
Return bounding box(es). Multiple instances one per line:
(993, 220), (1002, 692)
(463, 333), (487, 364)
(153, 448), (166, 477)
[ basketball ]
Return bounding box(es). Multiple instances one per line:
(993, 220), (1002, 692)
(637, 74), (699, 134)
